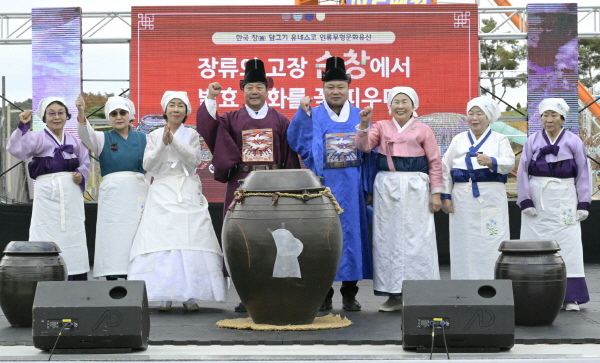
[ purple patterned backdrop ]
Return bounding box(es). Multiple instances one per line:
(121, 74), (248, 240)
(31, 8), (82, 134)
(527, 3), (578, 135)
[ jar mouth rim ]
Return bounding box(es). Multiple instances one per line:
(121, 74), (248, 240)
(3, 241), (62, 254)
(498, 240), (561, 253)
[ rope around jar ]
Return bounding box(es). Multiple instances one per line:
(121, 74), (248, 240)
(231, 187), (344, 215)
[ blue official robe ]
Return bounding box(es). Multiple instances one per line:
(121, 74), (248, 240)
(287, 102), (374, 281)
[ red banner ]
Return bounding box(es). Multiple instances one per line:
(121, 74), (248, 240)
(131, 5), (478, 202)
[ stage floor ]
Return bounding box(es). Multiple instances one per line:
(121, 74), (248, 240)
(1, 264), (599, 348)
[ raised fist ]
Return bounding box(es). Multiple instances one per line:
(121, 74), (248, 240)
(207, 82), (222, 100)
(359, 106), (373, 127)
(19, 110), (32, 124)
(300, 96), (313, 113)
(75, 94), (85, 113)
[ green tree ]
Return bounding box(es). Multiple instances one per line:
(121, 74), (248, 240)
(82, 92), (114, 119)
(480, 18), (527, 101)
(579, 38), (600, 91)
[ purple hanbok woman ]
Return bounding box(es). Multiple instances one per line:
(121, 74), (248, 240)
(6, 97), (90, 280)
(517, 98), (591, 311)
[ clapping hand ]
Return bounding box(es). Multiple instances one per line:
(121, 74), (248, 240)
(162, 123), (173, 145)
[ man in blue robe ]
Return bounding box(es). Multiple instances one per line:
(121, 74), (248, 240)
(287, 56), (375, 311)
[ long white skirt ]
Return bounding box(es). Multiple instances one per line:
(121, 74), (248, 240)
(520, 177), (585, 277)
(372, 171), (440, 294)
(93, 172), (148, 278)
(30, 172), (89, 275)
(128, 174), (226, 302)
(128, 249), (227, 302)
(449, 182), (510, 280)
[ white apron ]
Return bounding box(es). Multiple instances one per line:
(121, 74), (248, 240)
(92, 172), (149, 278)
(372, 171), (440, 294)
(520, 176), (584, 277)
(449, 182), (510, 279)
(129, 174), (222, 259)
(128, 173), (226, 302)
(30, 172), (89, 275)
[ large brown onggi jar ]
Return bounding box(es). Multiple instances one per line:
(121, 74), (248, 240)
(0, 241), (67, 327)
(495, 240), (566, 326)
(222, 169), (343, 325)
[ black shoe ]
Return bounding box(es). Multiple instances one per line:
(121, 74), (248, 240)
(234, 302), (247, 312)
(342, 296), (362, 311)
(320, 298), (333, 311)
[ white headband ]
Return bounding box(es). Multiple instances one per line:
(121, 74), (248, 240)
(387, 87), (419, 117)
(37, 97), (67, 121)
(161, 91), (192, 115)
(105, 96), (136, 121)
(467, 96), (500, 124)
(539, 98), (569, 119)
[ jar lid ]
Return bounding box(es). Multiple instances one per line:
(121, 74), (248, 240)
(498, 240), (561, 253)
(238, 169), (324, 192)
(3, 241), (62, 254)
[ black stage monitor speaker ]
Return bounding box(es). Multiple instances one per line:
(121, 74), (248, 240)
(402, 280), (514, 352)
(32, 281), (150, 351)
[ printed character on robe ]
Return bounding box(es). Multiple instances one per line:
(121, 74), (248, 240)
(196, 58), (300, 216)
(355, 87), (442, 312)
(287, 56), (375, 312)
(441, 97), (515, 280)
(7, 97), (90, 280)
(128, 91), (227, 311)
(517, 98), (591, 312)
(76, 95), (148, 280)
(196, 58), (300, 313)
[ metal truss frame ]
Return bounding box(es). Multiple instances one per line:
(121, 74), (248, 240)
(0, 6), (598, 110)
(2, 6), (599, 45)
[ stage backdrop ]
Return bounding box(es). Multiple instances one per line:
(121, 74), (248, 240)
(527, 3), (578, 135)
(32, 7), (82, 133)
(131, 5), (478, 202)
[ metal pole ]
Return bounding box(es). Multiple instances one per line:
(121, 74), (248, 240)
(1, 76), (7, 199)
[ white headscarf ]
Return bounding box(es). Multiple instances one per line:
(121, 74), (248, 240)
(387, 87), (419, 117)
(467, 96), (501, 124)
(160, 91), (192, 115)
(539, 98), (569, 118)
(37, 97), (67, 121)
(105, 96), (136, 121)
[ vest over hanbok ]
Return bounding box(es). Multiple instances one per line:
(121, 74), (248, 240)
(77, 121), (148, 278)
(517, 128), (591, 278)
(288, 101), (374, 282)
(356, 117), (442, 294)
(7, 122), (90, 275)
(196, 100), (300, 215)
(441, 128), (515, 280)
(128, 126), (226, 302)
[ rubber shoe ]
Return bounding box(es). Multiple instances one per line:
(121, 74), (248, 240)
(234, 302), (247, 312)
(158, 300), (172, 312)
(378, 296), (402, 312)
(320, 298), (333, 311)
(183, 298), (199, 311)
(342, 296), (361, 311)
(563, 302), (580, 311)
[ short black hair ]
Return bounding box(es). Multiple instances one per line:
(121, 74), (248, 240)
(162, 105), (188, 123)
(42, 101), (71, 123)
